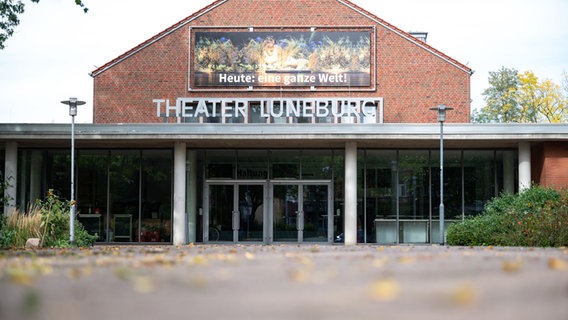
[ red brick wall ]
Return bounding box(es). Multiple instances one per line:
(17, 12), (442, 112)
(535, 142), (568, 189)
(93, 0), (471, 124)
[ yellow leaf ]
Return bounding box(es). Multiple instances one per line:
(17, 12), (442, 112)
(369, 278), (400, 301)
(133, 276), (156, 294)
(451, 283), (478, 306)
(548, 258), (568, 271)
(502, 259), (523, 273)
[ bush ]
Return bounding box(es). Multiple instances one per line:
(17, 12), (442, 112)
(38, 190), (97, 248)
(0, 214), (16, 248)
(0, 190), (97, 248)
(447, 186), (568, 247)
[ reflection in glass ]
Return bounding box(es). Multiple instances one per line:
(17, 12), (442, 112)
(365, 150), (397, 244)
(109, 150), (139, 242)
(273, 185), (298, 242)
(238, 185), (264, 242)
(303, 185), (328, 242)
(464, 150), (495, 217)
(77, 151), (108, 242)
(208, 185), (234, 242)
(140, 150), (172, 243)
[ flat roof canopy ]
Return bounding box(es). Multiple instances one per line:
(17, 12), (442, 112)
(0, 123), (566, 149)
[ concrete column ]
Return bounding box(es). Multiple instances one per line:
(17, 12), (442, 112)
(518, 142), (531, 192)
(173, 142), (187, 245)
(344, 141), (357, 245)
(4, 142), (17, 214)
(186, 150), (197, 243)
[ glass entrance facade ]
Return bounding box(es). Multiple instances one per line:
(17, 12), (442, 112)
(10, 146), (516, 245)
(16, 149), (173, 244)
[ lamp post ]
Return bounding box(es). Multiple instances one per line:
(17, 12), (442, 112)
(430, 104), (453, 245)
(61, 97), (85, 245)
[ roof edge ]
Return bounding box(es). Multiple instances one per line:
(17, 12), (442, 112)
(90, 0), (228, 77)
(337, 0), (473, 75)
(91, 0), (473, 78)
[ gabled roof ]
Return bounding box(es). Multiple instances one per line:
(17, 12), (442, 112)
(90, 0), (472, 77)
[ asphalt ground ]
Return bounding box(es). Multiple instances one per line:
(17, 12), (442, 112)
(1, 244), (567, 320)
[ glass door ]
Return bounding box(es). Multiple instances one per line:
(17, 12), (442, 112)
(271, 182), (332, 243)
(238, 184), (264, 242)
(205, 183), (265, 243)
(272, 185), (299, 242)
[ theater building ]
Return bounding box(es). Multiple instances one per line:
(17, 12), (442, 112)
(1, 0), (567, 245)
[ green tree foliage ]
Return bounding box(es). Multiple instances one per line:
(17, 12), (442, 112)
(0, 0), (87, 50)
(473, 67), (568, 123)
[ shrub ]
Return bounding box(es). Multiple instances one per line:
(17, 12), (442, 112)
(0, 190), (97, 248)
(0, 213), (16, 248)
(38, 190), (97, 248)
(447, 186), (568, 247)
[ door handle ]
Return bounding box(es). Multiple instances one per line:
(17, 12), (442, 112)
(297, 211), (304, 231)
(233, 211), (240, 231)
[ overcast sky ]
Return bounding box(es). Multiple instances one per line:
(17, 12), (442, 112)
(0, 0), (566, 123)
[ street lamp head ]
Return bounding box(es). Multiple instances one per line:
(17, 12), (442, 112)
(429, 104), (454, 123)
(61, 97), (86, 117)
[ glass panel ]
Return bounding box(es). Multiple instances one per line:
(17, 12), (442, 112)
(273, 185), (298, 242)
(17, 150), (46, 210)
(206, 150), (235, 179)
(270, 150), (300, 179)
(237, 150), (268, 179)
(208, 185), (234, 242)
(109, 150), (140, 242)
(398, 150), (429, 243)
(140, 150), (172, 243)
(301, 150), (333, 179)
(77, 150), (108, 242)
(365, 150), (397, 244)
(249, 102), (266, 124)
(496, 150), (517, 194)
(45, 150), (70, 204)
(303, 185), (328, 242)
(238, 185), (264, 242)
(431, 150), (462, 220)
(315, 101), (334, 124)
(332, 150), (344, 242)
(463, 150), (495, 217)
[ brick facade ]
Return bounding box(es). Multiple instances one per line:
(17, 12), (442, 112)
(92, 0), (472, 124)
(533, 142), (568, 189)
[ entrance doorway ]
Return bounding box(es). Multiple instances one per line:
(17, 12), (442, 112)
(204, 181), (332, 244)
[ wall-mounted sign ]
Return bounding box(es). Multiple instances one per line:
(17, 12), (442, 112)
(153, 97), (383, 124)
(192, 30), (371, 87)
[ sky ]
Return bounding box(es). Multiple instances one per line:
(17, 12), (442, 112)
(0, 0), (567, 124)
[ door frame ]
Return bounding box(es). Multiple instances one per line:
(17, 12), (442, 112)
(269, 180), (334, 244)
(203, 180), (268, 243)
(204, 179), (333, 244)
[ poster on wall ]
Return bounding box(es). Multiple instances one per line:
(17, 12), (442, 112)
(192, 30), (371, 88)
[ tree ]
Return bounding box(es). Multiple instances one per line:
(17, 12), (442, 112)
(473, 67), (568, 123)
(0, 0), (87, 50)
(518, 71), (566, 123)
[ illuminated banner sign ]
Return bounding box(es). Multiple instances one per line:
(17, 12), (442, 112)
(192, 31), (371, 87)
(153, 97), (383, 124)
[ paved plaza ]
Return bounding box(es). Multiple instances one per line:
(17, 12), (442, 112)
(1, 244), (567, 320)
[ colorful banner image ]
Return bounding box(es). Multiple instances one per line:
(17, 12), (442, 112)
(193, 31), (371, 87)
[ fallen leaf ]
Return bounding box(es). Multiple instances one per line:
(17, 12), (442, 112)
(133, 276), (156, 294)
(548, 258), (568, 271)
(369, 278), (400, 301)
(502, 259), (523, 273)
(451, 283), (477, 306)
